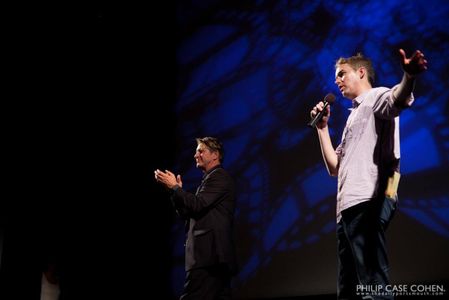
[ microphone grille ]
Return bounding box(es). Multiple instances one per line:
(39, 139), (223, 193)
(324, 93), (336, 104)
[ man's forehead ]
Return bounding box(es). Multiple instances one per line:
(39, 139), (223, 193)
(196, 143), (207, 150)
(335, 64), (352, 75)
(336, 63), (350, 71)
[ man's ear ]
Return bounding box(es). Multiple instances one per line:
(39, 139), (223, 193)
(358, 67), (366, 80)
(212, 150), (219, 161)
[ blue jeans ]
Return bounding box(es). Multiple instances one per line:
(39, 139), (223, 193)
(337, 196), (397, 300)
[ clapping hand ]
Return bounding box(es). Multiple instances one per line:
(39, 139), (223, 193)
(154, 169), (182, 189)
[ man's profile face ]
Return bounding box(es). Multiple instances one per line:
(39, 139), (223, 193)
(335, 63), (361, 100)
(194, 143), (218, 171)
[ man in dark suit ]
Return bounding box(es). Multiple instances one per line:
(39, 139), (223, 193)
(155, 137), (237, 300)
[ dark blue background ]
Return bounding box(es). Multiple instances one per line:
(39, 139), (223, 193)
(170, 0), (449, 298)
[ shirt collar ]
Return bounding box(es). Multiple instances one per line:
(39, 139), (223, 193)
(352, 89), (371, 108)
(352, 97), (362, 108)
(203, 164), (222, 179)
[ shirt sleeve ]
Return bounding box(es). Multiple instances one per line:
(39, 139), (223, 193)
(171, 170), (231, 216)
(372, 86), (414, 119)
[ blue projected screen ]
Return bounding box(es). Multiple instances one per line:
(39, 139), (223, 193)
(171, 0), (449, 298)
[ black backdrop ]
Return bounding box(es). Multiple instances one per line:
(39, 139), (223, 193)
(2, 2), (176, 299)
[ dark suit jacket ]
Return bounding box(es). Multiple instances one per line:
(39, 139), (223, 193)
(171, 165), (237, 274)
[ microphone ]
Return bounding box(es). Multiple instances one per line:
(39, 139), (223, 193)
(307, 93), (336, 128)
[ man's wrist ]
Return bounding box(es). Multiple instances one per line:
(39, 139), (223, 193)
(404, 72), (415, 80)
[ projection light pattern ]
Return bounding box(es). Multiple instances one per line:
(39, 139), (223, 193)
(171, 0), (449, 293)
